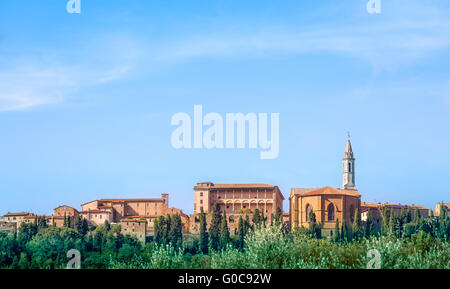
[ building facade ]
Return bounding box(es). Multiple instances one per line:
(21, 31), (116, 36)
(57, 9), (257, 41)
(193, 182), (284, 218)
(290, 137), (362, 236)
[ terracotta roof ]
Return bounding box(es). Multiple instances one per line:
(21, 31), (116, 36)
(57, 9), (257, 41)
(54, 205), (79, 213)
(292, 186), (361, 197)
(79, 210), (111, 214)
(362, 202), (428, 210)
(290, 188), (318, 196)
(195, 183), (276, 189)
(3, 212), (34, 217)
(99, 198), (164, 203)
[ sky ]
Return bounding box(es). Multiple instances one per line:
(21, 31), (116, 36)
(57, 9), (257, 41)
(0, 0), (449, 215)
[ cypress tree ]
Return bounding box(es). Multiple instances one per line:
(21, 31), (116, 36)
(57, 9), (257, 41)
(245, 214), (251, 234)
(274, 206), (283, 226)
(209, 203), (221, 251)
(154, 217), (163, 245)
(81, 219), (89, 236)
(414, 207), (420, 223)
(352, 208), (362, 240)
(341, 220), (348, 242)
(169, 214), (183, 249)
(252, 209), (262, 228)
(365, 210), (374, 238)
(334, 218), (340, 243)
(199, 207), (209, 254)
(220, 211), (230, 249)
(237, 215), (245, 250)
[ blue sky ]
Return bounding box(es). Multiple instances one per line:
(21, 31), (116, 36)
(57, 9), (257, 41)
(0, 0), (449, 215)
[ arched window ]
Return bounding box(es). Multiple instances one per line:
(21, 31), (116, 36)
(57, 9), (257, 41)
(306, 204), (312, 222)
(348, 162), (352, 172)
(327, 204), (335, 221)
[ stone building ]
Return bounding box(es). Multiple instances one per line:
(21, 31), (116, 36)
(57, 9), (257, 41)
(121, 219), (147, 244)
(80, 194), (169, 226)
(290, 137), (362, 237)
(189, 182), (284, 235)
(360, 202), (429, 231)
(434, 203), (449, 218)
(193, 182), (284, 218)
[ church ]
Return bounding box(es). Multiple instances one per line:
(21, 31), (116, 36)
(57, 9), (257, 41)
(289, 137), (361, 237)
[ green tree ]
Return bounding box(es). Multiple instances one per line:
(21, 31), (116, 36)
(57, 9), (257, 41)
(352, 207), (362, 240)
(333, 218), (340, 243)
(237, 215), (245, 250)
(199, 207), (208, 254)
(219, 211), (230, 249)
(252, 209), (263, 228)
(365, 210), (375, 238)
(341, 220), (349, 242)
(274, 206), (283, 226)
(308, 211), (321, 239)
(209, 203), (221, 251)
(169, 214), (183, 249)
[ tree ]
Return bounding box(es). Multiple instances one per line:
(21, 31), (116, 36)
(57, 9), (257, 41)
(18, 252), (29, 269)
(153, 217), (163, 245)
(334, 218), (340, 243)
(365, 210), (375, 238)
(274, 206), (283, 226)
(74, 215), (83, 234)
(308, 211), (321, 239)
(104, 220), (110, 231)
(63, 213), (69, 228)
(81, 219), (89, 236)
(252, 209), (263, 228)
(209, 203), (221, 251)
(414, 207), (421, 223)
(199, 207), (208, 254)
(352, 208), (362, 240)
(220, 211), (230, 249)
(38, 216), (48, 229)
(169, 214), (183, 249)
(341, 220), (349, 242)
(237, 216), (245, 250)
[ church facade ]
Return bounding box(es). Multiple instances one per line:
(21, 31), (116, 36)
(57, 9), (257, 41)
(290, 137), (361, 236)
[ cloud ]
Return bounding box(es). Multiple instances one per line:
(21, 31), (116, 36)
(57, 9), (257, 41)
(154, 1), (450, 71)
(0, 35), (139, 112)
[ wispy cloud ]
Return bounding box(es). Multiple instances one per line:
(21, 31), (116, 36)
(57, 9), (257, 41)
(0, 34), (139, 112)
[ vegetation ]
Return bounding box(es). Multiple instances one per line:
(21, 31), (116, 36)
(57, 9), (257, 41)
(0, 204), (448, 269)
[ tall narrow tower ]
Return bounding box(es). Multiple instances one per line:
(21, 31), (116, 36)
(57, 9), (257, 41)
(342, 135), (356, 190)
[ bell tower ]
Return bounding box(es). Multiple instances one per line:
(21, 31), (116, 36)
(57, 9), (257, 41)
(342, 134), (356, 190)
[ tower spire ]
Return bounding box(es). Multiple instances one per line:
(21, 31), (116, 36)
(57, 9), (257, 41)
(342, 134), (356, 190)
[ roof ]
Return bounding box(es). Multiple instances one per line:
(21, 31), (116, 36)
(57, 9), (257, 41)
(3, 212), (34, 217)
(361, 202), (429, 210)
(290, 188), (318, 197)
(196, 183), (277, 189)
(54, 205), (79, 213)
(79, 210), (111, 214)
(99, 198), (163, 203)
(291, 186), (361, 197)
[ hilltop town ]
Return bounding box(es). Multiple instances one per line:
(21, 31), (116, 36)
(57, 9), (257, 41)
(1, 138), (448, 243)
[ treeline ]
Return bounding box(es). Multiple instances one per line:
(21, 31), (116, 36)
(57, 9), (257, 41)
(0, 219), (142, 269)
(300, 204), (450, 243)
(153, 204), (284, 253)
(0, 204), (448, 269)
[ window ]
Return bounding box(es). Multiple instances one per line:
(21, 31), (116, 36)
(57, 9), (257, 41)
(200, 200), (203, 204)
(327, 204), (335, 221)
(348, 163), (352, 172)
(200, 192), (203, 197)
(306, 204), (312, 222)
